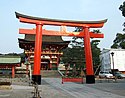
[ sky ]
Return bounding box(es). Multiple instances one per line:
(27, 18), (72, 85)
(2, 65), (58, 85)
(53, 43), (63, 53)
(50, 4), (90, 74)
(0, 0), (125, 54)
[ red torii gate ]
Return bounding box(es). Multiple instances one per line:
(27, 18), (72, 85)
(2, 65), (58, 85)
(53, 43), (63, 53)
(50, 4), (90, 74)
(15, 12), (107, 84)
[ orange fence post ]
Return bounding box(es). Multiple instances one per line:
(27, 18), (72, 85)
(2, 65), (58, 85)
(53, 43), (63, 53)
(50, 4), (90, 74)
(12, 66), (15, 78)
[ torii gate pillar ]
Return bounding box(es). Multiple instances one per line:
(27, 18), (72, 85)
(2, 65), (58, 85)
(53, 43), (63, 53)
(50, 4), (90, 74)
(84, 27), (95, 83)
(32, 23), (43, 84)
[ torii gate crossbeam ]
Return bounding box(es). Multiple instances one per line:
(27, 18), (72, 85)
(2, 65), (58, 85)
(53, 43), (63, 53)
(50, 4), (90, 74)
(19, 28), (104, 38)
(15, 12), (107, 84)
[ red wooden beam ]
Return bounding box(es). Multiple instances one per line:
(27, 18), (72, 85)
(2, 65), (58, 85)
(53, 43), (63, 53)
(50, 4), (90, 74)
(19, 17), (106, 28)
(16, 12), (107, 28)
(19, 28), (104, 38)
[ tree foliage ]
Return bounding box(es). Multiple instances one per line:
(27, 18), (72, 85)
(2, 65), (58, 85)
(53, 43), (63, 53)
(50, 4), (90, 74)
(119, 1), (125, 17)
(111, 33), (125, 49)
(62, 46), (85, 68)
(61, 27), (101, 69)
(119, 1), (125, 31)
(111, 2), (125, 49)
(91, 40), (101, 66)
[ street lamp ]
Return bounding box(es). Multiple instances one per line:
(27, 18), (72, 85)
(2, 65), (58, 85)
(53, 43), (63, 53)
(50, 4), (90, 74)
(111, 52), (114, 76)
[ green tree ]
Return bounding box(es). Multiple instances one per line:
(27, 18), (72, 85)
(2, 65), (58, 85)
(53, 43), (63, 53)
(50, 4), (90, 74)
(62, 46), (85, 69)
(19, 52), (26, 63)
(91, 40), (101, 66)
(111, 33), (125, 49)
(119, 1), (125, 17)
(119, 1), (125, 31)
(62, 27), (101, 69)
(111, 2), (125, 49)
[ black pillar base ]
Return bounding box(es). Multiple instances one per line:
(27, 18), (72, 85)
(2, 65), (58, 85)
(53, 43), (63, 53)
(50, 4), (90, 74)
(86, 75), (95, 84)
(32, 75), (41, 85)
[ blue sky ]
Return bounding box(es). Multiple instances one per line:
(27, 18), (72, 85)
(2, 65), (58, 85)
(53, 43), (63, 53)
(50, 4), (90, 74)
(0, 0), (125, 53)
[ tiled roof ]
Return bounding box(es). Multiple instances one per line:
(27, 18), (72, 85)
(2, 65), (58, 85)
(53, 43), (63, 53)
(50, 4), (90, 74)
(18, 35), (70, 49)
(0, 55), (21, 64)
(25, 34), (65, 42)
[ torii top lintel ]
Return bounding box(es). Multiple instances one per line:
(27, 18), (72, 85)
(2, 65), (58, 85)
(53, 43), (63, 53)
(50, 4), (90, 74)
(15, 12), (107, 28)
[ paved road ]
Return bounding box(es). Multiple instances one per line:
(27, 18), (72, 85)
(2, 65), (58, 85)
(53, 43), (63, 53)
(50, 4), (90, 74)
(42, 78), (125, 98)
(0, 78), (125, 98)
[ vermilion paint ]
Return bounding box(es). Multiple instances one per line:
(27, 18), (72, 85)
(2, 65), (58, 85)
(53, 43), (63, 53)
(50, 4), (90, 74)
(16, 12), (107, 84)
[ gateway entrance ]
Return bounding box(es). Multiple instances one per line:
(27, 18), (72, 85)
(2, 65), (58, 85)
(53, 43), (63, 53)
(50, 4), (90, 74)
(16, 12), (107, 84)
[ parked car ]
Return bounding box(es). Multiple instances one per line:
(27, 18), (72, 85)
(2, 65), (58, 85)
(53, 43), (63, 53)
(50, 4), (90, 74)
(99, 71), (113, 78)
(114, 72), (125, 79)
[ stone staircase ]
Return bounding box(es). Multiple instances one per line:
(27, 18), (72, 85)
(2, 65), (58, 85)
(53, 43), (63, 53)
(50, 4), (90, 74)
(40, 70), (61, 78)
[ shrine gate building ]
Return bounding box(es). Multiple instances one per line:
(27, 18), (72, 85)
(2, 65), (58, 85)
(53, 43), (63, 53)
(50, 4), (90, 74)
(18, 34), (70, 70)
